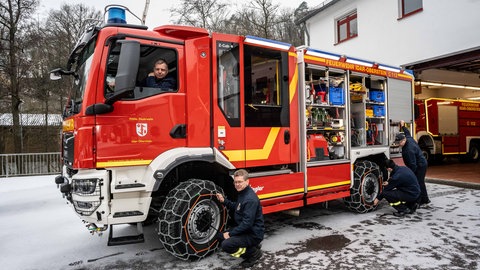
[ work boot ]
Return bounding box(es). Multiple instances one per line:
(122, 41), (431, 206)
(406, 202), (419, 213)
(239, 248), (262, 268)
(393, 208), (412, 217)
(419, 198), (431, 208)
(409, 203), (419, 213)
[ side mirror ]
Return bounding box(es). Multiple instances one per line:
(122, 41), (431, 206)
(49, 68), (77, 81)
(49, 68), (63, 81)
(105, 40), (140, 105)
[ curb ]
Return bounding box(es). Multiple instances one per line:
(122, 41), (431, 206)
(426, 177), (480, 190)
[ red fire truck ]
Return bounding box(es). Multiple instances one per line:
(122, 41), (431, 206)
(415, 98), (480, 163)
(53, 6), (414, 260)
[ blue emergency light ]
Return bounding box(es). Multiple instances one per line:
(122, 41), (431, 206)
(106, 6), (126, 24)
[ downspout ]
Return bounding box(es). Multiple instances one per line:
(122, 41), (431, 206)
(301, 22), (311, 46)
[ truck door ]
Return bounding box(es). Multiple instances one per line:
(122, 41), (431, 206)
(94, 38), (186, 167)
(242, 39), (295, 168)
(212, 34), (246, 168)
(212, 35), (297, 168)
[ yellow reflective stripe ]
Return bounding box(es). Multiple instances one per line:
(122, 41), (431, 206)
(257, 180), (350, 200)
(304, 55), (326, 63)
(307, 180), (351, 191)
(222, 128), (280, 162)
(289, 65), (298, 103)
(231, 247), (246, 257)
(96, 160), (151, 167)
(390, 201), (406, 206)
(258, 187), (304, 200)
(397, 73), (412, 79)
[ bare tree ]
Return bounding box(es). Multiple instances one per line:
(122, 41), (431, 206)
(33, 4), (101, 152)
(0, 0), (39, 153)
(45, 4), (102, 64)
(270, 8), (303, 46)
(170, 0), (230, 32)
(236, 0), (281, 39)
(170, 0), (306, 45)
(43, 4), (102, 111)
(294, 1), (309, 45)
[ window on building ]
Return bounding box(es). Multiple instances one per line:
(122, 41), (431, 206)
(400, 0), (423, 18)
(336, 11), (357, 43)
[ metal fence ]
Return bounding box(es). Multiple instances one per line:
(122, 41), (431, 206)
(0, 152), (61, 178)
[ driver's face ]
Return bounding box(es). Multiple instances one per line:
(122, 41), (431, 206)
(153, 63), (168, 79)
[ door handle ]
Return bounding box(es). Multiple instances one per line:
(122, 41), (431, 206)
(284, 129), (290, 144)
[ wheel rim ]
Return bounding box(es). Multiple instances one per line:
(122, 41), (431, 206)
(362, 171), (379, 204)
(186, 199), (221, 244)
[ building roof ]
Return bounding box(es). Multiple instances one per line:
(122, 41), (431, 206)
(296, 0), (342, 24)
(403, 46), (480, 74)
(0, 114), (62, 126)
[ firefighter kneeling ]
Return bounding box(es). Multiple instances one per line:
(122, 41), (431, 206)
(373, 159), (421, 217)
(215, 169), (264, 268)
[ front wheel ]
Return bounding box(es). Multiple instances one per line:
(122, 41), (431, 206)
(344, 160), (382, 213)
(158, 179), (228, 261)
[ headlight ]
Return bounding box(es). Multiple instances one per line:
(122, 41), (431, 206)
(73, 178), (99, 195)
(71, 178), (102, 216)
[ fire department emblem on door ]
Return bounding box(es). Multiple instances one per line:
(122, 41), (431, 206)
(136, 123), (148, 137)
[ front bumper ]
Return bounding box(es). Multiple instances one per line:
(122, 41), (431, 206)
(56, 166), (152, 225)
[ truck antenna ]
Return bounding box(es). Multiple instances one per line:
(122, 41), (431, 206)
(142, 0), (150, 25)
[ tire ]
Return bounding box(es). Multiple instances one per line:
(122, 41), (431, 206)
(344, 160), (382, 213)
(468, 142), (480, 162)
(158, 179), (228, 261)
(421, 148), (431, 164)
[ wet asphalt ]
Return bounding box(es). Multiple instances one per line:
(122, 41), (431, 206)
(2, 176), (479, 270)
(65, 182), (480, 270)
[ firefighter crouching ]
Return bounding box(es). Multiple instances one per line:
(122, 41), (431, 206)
(215, 169), (264, 268)
(373, 159), (421, 217)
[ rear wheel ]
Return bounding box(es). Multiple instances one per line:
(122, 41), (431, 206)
(344, 160), (382, 213)
(421, 148), (431, 163)
(158, 179), (228, 260)
(468, 142), (480, 162)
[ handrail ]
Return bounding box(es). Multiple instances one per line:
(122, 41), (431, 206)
(0, 152), (61, 178)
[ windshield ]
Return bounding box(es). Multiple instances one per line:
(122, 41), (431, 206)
(66, 38), (96, 116)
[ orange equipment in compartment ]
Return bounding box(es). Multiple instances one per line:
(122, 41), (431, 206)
(307, 133), (329, 161)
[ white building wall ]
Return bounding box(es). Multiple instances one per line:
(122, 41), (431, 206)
(306, 0), (480, 67)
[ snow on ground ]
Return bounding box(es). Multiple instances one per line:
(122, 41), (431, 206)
(1, 175), (479, 270)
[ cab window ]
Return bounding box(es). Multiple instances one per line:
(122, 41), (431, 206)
(244, 45), (289, 127)
(217, 41), (240, 127)
(105, 42), (178, 100)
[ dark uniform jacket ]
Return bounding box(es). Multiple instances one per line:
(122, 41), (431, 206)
(223, 185), (264, 241)
(401, 126), (428, 173)
(142, 75), (176, 89)
(377, 165), (420, 201)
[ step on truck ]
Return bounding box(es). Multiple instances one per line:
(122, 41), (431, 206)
(53, 5), (415, 261)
